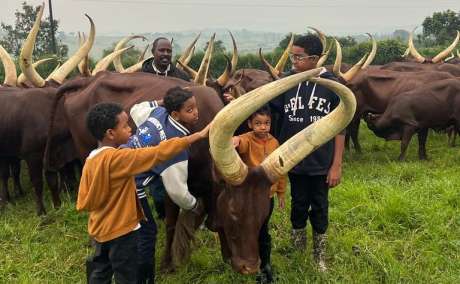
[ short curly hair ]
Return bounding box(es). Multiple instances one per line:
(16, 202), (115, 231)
(293, 34), (323, 56)
(164, 87), (194, 114)
(86, 102), (124, 141)
(249, 104), (271, 121)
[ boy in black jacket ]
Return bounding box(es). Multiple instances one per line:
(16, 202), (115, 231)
(269, 34), (345, 272)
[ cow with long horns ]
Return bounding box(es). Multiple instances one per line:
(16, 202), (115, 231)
(0, 4), (94, 214)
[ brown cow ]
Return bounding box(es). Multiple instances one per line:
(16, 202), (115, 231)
(364, 78), (460, 160)
(344, 69), (455, 152)
(209, 68), (356, 274)
(0, 4), (93, 213)
(47, 71), (223, 271)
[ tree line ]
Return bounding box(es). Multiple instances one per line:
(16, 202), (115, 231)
(1, 3), (459, 82)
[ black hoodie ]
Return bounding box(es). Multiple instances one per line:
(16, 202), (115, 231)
(141, 57), (191, 82)
(269, 69), (343, 175)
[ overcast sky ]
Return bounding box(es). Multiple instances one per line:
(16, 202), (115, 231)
(2, 0), (460, 36)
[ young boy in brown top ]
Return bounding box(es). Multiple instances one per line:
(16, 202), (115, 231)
(232, 105), (286, 284)
(77, 102), (209, 283)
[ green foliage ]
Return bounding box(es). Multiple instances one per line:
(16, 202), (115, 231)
(337, 36), (357, 48)
(203, 39), (226, 54)
(1, 127), (459, 282)
(0, 2), (68, 58)
(422, 10), (460, 45)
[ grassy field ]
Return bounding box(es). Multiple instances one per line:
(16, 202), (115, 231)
(1, 126), (459, 283)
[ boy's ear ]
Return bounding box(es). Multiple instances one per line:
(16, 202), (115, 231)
(171, 110), (180, 120)
(247, 119), (253, 129)
(105, 129), (115, 140)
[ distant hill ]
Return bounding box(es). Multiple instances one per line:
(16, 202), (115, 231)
(61, 29), (287, 60)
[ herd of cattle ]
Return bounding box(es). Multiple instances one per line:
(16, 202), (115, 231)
(1, 3), (460, 274)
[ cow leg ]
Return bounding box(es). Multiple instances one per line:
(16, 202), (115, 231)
(417, 128), (429, 160)
(11, 158), (24, 197)
(45, 170), (61, 209)
(399, 126), (416, 161)
(349, 118), (362, 153)
(60, 162), (78, 195)
(161, 195), (179, 272)
(218, 229), (231, 265)
(0, 160), (11, 205)
(26, 157), (46, 215)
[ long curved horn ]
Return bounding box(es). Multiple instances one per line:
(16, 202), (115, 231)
(216, 55), (233, 87)
(195, 33), (215, 85)
(432, 31), (460, 63)
(333, 39), (367, 82)
(176, 33), (201, 69)
(457, 49), (460, 58)
(77, 32), (91, 76)
(402, 47), (410, 58)
(177, 59), (198, 79)
(19, 4), (46, 87)
(113, 35), (146, 72)
(316, 42), (332, 68)
(209, 68), (323, 185)
(0, 45), (17, 86)
(261, 77), (356, 182)
(92, 46), (133, 75)
(407, 27), (425, 63)
(121, 44), (150, 74)
(47, 14), (95, 83)
(183, 45), (195, 66)
(18, 57), (54, 85)
(217, 31), (238, 87)
(307, 27), (327, 52)
(138, 44), (149, 61)
(259, 48), (280, 80)
(362, 33), (377, 69)
(274, 33), (294, 74)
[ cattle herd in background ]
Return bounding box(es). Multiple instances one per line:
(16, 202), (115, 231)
(1, 3), (460, 275)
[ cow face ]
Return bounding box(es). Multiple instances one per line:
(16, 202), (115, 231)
(364, 113), (402, 140)
(215, 168), (272, 274)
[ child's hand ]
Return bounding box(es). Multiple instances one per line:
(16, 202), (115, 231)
(278, 196), (286, 210)
(232, 136), (240, 148)
(197, 123), (212, 139)
(223, 93), (235, 103)
(186, 123), (211, 144)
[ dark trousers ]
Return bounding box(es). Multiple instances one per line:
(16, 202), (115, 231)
(86, 230), (139, 284)
(148, 178), (165, 220)
(289, 173), (329, 234)
(137, 196), (157, 284)
(259, 198), (275, 268)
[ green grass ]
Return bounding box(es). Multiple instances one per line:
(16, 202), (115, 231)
(1, 126), (459, 283)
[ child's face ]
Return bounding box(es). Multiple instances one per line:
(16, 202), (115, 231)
(290, 45), (318, 72)
(171, 96), (199, 126)
(248, 114), (271, 139)
(106, 111), (132, 146)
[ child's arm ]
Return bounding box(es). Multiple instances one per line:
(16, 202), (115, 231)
(112, 123), (211, 178)
(276, 175), (287, 209)
(234, 134), (249, 154)
(160, 161), (196, 210)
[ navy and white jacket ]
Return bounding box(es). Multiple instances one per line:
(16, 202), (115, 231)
(270, 68), (343, 176)
(124, 101), (196, 210)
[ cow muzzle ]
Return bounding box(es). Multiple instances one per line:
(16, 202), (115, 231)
(231, 257), (261, 275)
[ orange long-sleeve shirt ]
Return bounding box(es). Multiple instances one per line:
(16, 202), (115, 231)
(236, 131), (287, 199)
(77, 137), (189, 242)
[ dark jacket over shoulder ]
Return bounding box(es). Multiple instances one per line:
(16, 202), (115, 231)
(269, 69), (342, 176)
(141, 57), (191, 82)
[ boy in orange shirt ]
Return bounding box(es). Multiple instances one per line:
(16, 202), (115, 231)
(233, 105), (286, 284)
(77, 102), (209, 283)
